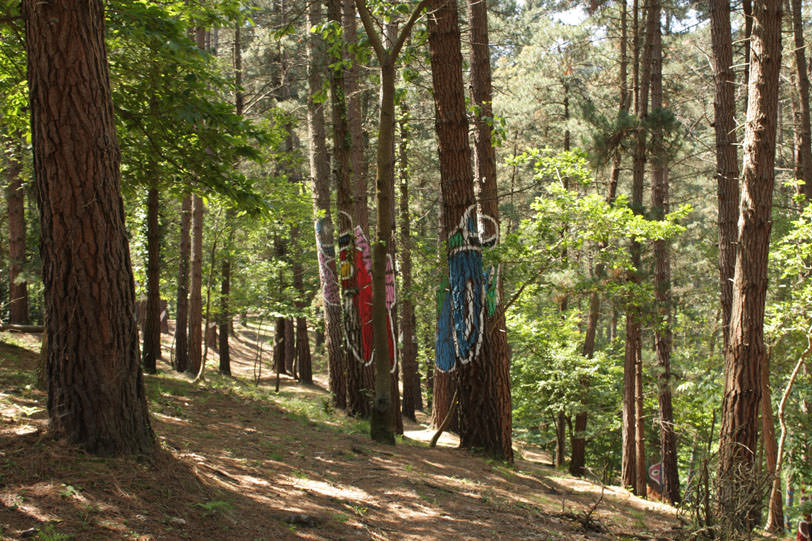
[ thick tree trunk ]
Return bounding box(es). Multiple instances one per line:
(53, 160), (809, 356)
(649, 0), (679, 505)
(718, 0), (781, 531)
(5, 142), (28, 325)
(329, 0), (368, 417)
(142, 185), (162, 373)
(710, 0), (740, 352)
(188, 194), (204, 375)
(23, 0), (153, 453)
(427, 0), (508, 459)
(399, 105), (422, 420)
(467, 0), (512, 462)
(175, 195), (192, 372)
(308, 0), (345, 407)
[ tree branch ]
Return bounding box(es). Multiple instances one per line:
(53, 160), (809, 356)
(354, 0), (386, 61)
(392, 0), (430, 59)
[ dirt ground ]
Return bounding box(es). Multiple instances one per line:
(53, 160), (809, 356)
(1, 324), (685, 540)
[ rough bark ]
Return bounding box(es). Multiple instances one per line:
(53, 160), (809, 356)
(142, 185), (162, 373)
(175, 195), (192, 372)
(5, 142), (28, 324)
(710, 0), (740, 352)
(308, 0), (346, 408)
(790, 0), (812, 200)
(649, 0), (679, 505)
(467, 0), (513, 462)
(23, 0), (153, 453)
(329, 0), (368, 417)
(399, 104), (422, 420)
(718, 0), (781, 530)
(344, 0), (369, 231)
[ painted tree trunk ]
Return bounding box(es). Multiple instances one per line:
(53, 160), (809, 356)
(718, 0), (781, 531)
(142, 185), (162, 373)
(23, 0), (153, 453)
(307, 0), (345, 406)
(175, 195), (192, 372)
(5, 141), (28, 325)
(467, 0), (512, 463)
(329, 0), (368, 417)
(710, 0), (740, 352)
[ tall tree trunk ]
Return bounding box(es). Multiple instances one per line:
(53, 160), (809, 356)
(427, 0), (508, 459)
(344, 0), (369, 231)
(23, 0), (153, 453)
(710, 0), (741, 353)
(467, 0), (512, 462)
(399, 103), (422, 420)
(308, 0), (346, 407)
(142, 184), (162, 373)
(718, 0), (781, 531)
(219, 22), (245, 377)
(5, 141), (28, 324)
(623, 0), (649, 494)
(649, 0), (679, 505)
(175, 195), (192, 372)
(791, 0), (812, 200)
(188, 193), (204, 375)
(329, 0), (368, 417)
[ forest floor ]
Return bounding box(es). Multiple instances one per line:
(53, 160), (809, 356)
(1, 323), (691, 540)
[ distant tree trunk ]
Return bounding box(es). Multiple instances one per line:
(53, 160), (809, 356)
(790, 0), (812, 200)
(175, 195), (192, 372)
(273, 317), (285, 376)
(329, 0), (368, 417)
(399, 104), (421, 420)
(5, 141), (28, 324)
(297, 315), (312, 383)
(718, 0), (781, 531)
(555, 411), (567, 468)
(285, 316), (296, 377)
(23, 0), (153, 453)
(608, 0), (629, 204)
(649, 0), (679, 503)
(142, 184), (162, 373)
(219, 22), (245, 377)
(467, 0), (512, 462)
(710, 0), (740, 352)
(308, 0), (345, 407)
(188, 194), (204, 375)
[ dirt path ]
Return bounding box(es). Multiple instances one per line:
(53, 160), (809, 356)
(1, 326), (682, 540)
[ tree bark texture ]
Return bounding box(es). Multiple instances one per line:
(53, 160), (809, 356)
(329, 0), (369, 417)
(427, 0), (508, 459)
(23, 0), (153, 454)
(343, 0), (369, 232)
(398, 105), (422, 420)
(308, 0), (345, 408)
(188, 194), (204, 375)
(790, 0), (812, 201)
(718, 0), (781, 529)
(467, 0), (513, 462)
(649, 0), (679, 505)
(710, 0), (740, 352)
(142, 185), (162, 373)
(5, 142), (28, 324)
(174, 195), (192, 372)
